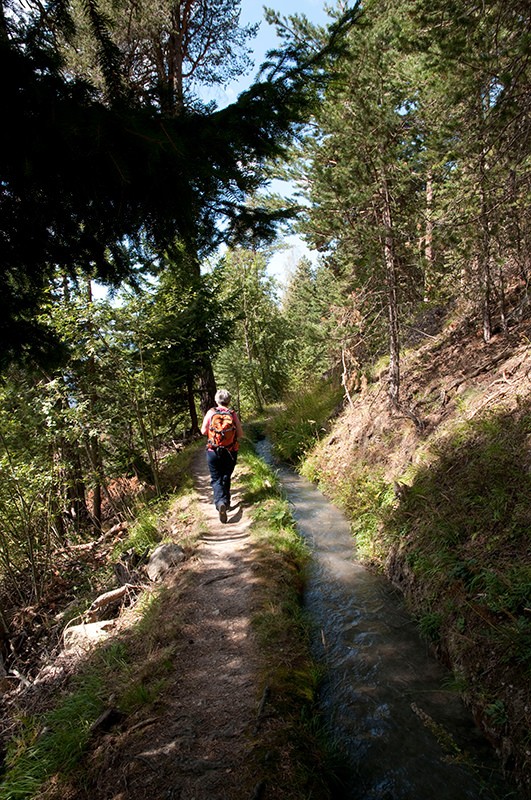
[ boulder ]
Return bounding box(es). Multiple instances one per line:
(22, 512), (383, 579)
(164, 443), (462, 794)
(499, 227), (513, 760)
(63, 620), (116, 654)
(146, 543), (185, 581)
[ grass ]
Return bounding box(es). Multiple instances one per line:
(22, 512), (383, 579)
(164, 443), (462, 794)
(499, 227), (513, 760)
(112, 502), (164, 558)
(158, 440), (199, 494)
(237, 441), (350, 799)
(0, 586), (183, 799)
(1, 673), (106, 799)
(386, 410), (531, 632)
(267, 380), (343, 465)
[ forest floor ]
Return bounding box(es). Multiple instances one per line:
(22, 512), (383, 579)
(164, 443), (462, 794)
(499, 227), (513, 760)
(0, 448), (312, 800)
(76, 449), (265, 800)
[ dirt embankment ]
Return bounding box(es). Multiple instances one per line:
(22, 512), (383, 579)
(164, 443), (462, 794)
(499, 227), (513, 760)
(300, 309), (531, 795)
(1, 449), (295, 800)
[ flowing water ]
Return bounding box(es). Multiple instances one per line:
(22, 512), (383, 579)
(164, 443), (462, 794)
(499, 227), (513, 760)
(254, 439), (521, 800)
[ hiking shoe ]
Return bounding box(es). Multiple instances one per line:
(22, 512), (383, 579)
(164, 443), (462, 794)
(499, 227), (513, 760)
(218, 503), (227, 523)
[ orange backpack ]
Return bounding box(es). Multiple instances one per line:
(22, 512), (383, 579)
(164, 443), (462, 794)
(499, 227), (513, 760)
(208, 408), (237, 450)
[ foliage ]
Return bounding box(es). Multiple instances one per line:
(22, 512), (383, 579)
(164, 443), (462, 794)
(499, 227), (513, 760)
(147, 257), (232, 427)
(267, 379), (343, 464)
(214, 248), (291, 414)
(0, 369), (62, 599)
(280, 257), (342, 389)
(60, 0), (259, 111)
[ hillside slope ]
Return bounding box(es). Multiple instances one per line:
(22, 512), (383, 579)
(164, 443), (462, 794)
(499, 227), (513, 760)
(294, 306), (531, 795)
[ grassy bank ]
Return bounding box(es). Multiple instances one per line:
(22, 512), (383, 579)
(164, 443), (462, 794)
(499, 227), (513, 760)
(270, 381), (531, 795)
(237, 438), (348, 799)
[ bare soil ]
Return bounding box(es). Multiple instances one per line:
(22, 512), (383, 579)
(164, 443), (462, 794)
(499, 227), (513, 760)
(1, 449), (276, 800)
(82, 449), (265, 800)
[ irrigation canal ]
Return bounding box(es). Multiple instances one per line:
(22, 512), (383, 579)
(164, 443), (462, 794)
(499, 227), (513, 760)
(255, 439), (521, 800)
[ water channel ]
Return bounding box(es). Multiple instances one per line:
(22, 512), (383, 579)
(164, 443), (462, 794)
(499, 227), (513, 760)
(254, 439), (521, 800)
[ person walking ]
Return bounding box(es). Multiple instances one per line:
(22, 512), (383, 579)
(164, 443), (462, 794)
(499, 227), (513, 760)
(201, 389), (244, 523)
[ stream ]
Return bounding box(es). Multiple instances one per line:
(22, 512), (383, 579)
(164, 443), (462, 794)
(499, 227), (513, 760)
(254, 439), (520, 800)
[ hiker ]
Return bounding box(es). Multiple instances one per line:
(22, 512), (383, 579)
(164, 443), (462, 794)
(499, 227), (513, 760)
(201, 389), (244, 523)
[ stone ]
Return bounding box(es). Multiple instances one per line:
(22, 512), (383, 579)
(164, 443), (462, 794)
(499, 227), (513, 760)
(63, 620), (116, 654)
(146, 543), (185, 581)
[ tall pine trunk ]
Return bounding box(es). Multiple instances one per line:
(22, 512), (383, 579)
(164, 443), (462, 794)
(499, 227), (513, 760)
(424, 171), (434, 302)
(381, 171), (400, 409)
(86, 280), (103, 530)
(198, 361), (217, 415)
(479, 150), (493, 343)
(186, 374), (199, 433)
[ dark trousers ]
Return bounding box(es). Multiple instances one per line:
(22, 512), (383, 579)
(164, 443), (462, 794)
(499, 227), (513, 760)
(206, 448), (237, 510)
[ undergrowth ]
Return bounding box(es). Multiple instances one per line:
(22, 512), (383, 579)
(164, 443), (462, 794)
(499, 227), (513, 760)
(267, 380), (343, 465)
(0, 450), (197, 800)
(0, 585), (184, 799)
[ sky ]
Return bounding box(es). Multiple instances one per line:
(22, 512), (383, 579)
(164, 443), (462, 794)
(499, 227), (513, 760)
(206, 1), (334, 287)
(217, 0), (333, 106)
(93, 2), (332, 300)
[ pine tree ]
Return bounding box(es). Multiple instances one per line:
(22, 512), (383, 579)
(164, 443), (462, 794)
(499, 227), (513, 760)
(296, 1), (425, 407)
(215, 248), (290, 413)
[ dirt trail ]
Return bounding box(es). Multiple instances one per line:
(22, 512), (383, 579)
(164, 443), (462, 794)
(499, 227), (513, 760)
(89, 449), (264, 800)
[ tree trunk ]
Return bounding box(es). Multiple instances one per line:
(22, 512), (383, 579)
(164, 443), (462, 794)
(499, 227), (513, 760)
(424, 170), (434, 302)
(479, 161), (493, 343)
(86, 434), (103, 530)
(186, 374), (200, 433)
(381, 173), (400, 409)
(198, 361), (216, 415)
(86, 280), (103, 530)
(62, 442), (91, 534)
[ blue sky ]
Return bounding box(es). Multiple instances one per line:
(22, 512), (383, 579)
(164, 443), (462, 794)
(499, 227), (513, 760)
(202, 1), (333, 107)
(218, 2), (334, 285)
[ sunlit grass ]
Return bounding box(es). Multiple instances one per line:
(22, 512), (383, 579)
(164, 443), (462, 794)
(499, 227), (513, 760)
(267, 380), (343, 465)
(1, 673), (106, 799)
(237, 443), (348, 798)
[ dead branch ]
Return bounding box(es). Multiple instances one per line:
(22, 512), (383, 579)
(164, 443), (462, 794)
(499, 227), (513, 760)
(127, 716), (161, 734)
(84, 583), (143, 621)
(10, 667), (32, 687)
(102, 521), (129, 540)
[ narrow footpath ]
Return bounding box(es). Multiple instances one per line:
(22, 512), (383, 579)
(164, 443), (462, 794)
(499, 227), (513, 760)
(88, 450), (264, 800)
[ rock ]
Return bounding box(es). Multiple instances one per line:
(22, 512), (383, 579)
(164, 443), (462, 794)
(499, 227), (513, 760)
(146, 543), (185, 581)
(89, 706), (125, 733)
(63, 620), (116, 654)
